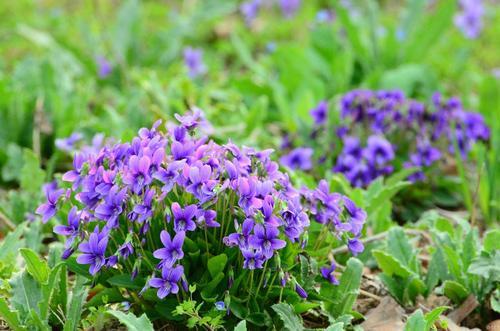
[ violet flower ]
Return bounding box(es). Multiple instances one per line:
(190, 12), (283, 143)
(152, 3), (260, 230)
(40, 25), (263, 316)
(321, 263), (339, 285)
(149, 265), (184, 299)
(280, 147), (313, 171)
(55, 133), (83, 152)
(183, 47), (206, 78)
(36, 182), (64, 223)
(171, 203), (198, 232)
(310, 101), (328, 126)
(249, 224), (286, 259)
(153, 230), (185, 269)
(76, 230), (109, 275)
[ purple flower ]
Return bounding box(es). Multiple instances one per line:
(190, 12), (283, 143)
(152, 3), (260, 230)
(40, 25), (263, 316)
(196, 209), (219, 228)
(215, 301), (226, 311)
(347, 237), (364, 256)
(94, 185), (127, 228)
(171, 203), (198, 232)
(118, 242), (134, 259)
(154, 160), (184, 194)
(124, 155), (152, 194)
(280, 148), (313, 171)
(454, 0), (484, 39)
(363, 135), (394, 167)
(310, 101), (328, 126)
(62, 153), (86, 190)
(183, 47), (206, 78)
(249, 224), (286, 259)
(96, 56), (112, 78)
(77, 230), (109, 275)
(242, 249), (265, 269)
(55, 133), (83, 152)
(321, 263), (339, 284)
(316, 9), (335, 23)
(280, 0), (301, 18)
(36, 182), (64, 223)
(149, 265), (184, 299)
(294, 282), (308, 298)
(54, 206), (81, 246)
(153, 230), (185, 269)
(240, 0), (261, 25)
(132, 189), (155, 223)
(225, 218), (254, 249)
(343, 197), (366, 236)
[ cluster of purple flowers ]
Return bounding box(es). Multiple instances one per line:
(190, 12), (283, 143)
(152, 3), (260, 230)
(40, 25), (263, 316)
(37, 109), (366, 299)
(240, 0), (301, 25)
(281, 89), (489, 187)
(454, 0), (484, 39)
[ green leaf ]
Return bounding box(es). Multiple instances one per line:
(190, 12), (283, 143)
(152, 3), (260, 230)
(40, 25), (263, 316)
(324, 258), (363, 317)
(0, 297), (23, 331)
(424, 306), (448, 330)
(20, 149), (45, 195)
(0, 223), (26, 261)
(443, 280), (469, 304)
(483, 229), (500, 253)
(467, 251), (500, 282)
(19, 248), (50, 284)
(106, 310), (154, 331)
(63, 275), (88, 331)
(372, 250), (413, 278)
(325, 322), (345, 331)
(107, 274), (144, 290)
(404, 309), (426, 331)
(207, 253), (228, 278)
(272, 303), (303, 331)
(386, 228), (418, 271)
(40, 263), (65, 320)
(234, 320), (247, 331)
(10, 271), (41, 317)
(64, 256), (91, 279)
(366, 181), (411, 215)
(426, 248), (449, 292)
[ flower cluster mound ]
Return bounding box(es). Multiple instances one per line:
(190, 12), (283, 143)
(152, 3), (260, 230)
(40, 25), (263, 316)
(37, 110), (366, 305)
(282, 89), (490, 187)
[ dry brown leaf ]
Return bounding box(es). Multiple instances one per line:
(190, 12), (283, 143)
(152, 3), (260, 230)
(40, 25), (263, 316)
(359, 297), (405, 331)
(487, 319), (500, 331)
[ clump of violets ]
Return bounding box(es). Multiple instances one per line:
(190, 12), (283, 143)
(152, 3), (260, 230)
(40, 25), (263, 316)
(281, 89), (489, 187)
(454, 0), (484, 39)
(37, 110), (366, 306)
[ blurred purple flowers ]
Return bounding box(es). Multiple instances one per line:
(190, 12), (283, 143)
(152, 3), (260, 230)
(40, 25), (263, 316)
(183, 47), (206, 78)
(282, 90), (490, 187)
(454, 0), (484, 39)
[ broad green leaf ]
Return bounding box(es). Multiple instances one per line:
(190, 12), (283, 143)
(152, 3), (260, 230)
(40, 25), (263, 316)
(483, 229), (500, 253)
(385, 167), (419, 187)
(20, 149), (45, 195)
(372, 250), (413, 278)
(106, 310), (154, 331)
(64, 256), (91, 279)
(324, 258), (363, 317)
(234, 320), (247, 331)
(107, 274), (144, 290)
(426, 248), (449, 292)
(40, 263), (65, 320)
(271, 303), (303, 331)
(366, 181), (411, 215)
(386, 228), (418, 272)
(19, 248), (50, 284)
(424, 306), (448, 330)
(0, 298), (23, 331)
(443, 280), (469, 304)
(63, 275), (88, 331)
(467, 251), (500, 282)
(10, 271), (41, 317)
(404, 309), (426, 331)
(207, 253), (228, 278)
(325, 322), (345, 331)
(0, 223), (26, 261)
